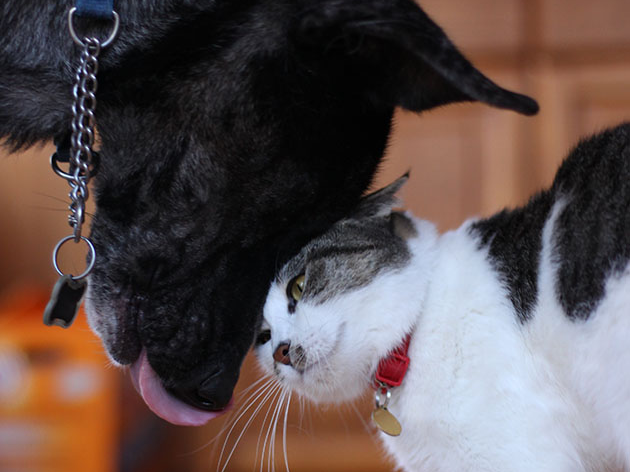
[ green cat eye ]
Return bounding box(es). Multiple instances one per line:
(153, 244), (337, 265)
(289, 274), (305, 302)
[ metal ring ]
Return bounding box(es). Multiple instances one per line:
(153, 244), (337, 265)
(50, 151), (100, 179)
(52, 235), (96, 281)
(50, 152), (74, 180)
(375, 386), (391, 409)
(68, 7), (120, 48)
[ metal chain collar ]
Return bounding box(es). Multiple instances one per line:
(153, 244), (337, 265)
(50, 8), (119, 281)
(44, 7), (119, 328)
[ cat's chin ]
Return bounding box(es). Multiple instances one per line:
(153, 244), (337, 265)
(275, 364), (370, 404)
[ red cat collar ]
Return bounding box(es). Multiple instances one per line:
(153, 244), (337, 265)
(373, 333), (411, 391)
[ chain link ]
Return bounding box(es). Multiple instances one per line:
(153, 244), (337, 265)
(67, 38), (100, 241)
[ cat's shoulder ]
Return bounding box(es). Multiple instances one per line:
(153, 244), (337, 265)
(551, 122), (630, 194)
(550, 122), (630, 319)
(470, 122), (630, 322)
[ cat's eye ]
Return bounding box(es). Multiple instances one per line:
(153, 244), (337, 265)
(288, 274), (305, 302)
(256, 329), (271, 345)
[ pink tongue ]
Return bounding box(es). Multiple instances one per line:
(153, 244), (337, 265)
(130, 349), (228, 426)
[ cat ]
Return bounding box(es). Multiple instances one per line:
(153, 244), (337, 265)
(255, 123), (630, 472)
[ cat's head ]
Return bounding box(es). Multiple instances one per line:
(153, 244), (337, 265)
(255, 177), (438, 403)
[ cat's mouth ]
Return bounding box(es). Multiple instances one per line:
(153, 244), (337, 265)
(130, 349), (231, 426)
(277, 322), (346, 376)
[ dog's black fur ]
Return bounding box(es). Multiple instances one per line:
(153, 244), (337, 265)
(0, 0), (537, 414)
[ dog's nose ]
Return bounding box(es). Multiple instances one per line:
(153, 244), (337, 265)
(168, 368), (236, 411)
(273, 343), (291, 365)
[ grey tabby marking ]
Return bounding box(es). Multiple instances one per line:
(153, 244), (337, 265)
(277, 179), (413, 306)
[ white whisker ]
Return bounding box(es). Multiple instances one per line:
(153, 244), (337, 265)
(282, 390), (292, 472)
(218, 379), (279, 472)
(237, 375), (270, 400)
(269, 388), (287, 472)
(257, 386), (283, 472)
(199, 376), (276, 454)
(348, 398), (372, 433)
(264, 388), (283, 472)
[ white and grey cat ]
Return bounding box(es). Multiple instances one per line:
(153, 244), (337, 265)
(254, 123), (630, 472)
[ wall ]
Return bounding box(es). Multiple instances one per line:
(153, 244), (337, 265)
(1, 1), (629, 471)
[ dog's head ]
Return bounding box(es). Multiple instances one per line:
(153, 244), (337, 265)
(0, 0), (537, 425)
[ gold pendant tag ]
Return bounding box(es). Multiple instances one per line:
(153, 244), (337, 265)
(372, 406), (402, 436)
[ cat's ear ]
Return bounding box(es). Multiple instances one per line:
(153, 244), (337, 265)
(353, 174), (408, 219)
(296, 0), (538, 115)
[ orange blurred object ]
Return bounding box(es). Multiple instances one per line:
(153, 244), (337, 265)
(0, 287), (120, 472)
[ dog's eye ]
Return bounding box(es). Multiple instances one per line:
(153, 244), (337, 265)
(256, 329), (271, 345)
(287, 274), (305, 302)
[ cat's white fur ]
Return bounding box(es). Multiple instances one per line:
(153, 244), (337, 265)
(257, 202), (630, 472)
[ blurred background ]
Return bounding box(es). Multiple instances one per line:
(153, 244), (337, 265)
(1, 0), (630, 471)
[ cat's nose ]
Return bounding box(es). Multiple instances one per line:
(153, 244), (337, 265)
(273, 342), (292, 365)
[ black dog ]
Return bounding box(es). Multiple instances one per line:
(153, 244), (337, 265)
(0, 0), (537, 425)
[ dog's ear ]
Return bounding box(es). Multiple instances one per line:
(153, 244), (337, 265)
(297, 0), (538, 115)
